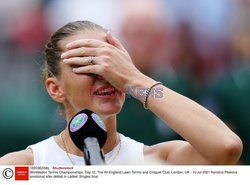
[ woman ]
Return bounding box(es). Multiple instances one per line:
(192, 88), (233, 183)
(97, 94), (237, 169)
(0, 21), (243, 165)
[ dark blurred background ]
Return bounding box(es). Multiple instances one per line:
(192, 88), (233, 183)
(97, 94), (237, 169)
(0, 0), (249, 164)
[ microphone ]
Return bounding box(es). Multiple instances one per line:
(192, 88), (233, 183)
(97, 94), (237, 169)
(68, 109), (107, 165)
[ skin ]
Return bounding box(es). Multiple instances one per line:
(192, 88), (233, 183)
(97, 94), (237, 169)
(0, 30), (243, 165)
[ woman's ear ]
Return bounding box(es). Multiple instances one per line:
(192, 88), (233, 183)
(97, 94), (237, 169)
(45, 77), (66, 103)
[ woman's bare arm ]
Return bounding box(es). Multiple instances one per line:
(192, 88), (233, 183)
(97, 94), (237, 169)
(0, 149), (33, 165)
(136, 75), (243, 164)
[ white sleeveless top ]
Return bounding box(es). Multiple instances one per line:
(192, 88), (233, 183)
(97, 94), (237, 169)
(27, 134), (145, 165)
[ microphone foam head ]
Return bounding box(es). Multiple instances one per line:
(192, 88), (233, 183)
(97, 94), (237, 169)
(68, 109), (107, 151)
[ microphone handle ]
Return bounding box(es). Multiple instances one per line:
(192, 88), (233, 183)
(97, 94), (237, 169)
(83, 137), (105, 165)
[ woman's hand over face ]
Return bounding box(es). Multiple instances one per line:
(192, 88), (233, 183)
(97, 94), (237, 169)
(61, 33), (143, 90)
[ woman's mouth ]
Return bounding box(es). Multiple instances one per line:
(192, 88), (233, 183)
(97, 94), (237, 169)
(93, 87), (121, 98)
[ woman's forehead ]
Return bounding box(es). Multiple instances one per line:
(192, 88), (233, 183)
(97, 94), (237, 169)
(59, 30), (106, 51)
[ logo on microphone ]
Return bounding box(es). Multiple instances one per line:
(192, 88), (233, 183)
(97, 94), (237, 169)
(2, 168), (14, 179)
(70, 113), (88, 132)
(92, 113), (107, 131)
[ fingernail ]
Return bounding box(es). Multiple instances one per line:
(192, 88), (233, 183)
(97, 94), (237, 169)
(66, 43), (71, 49)
(61, 53), (66, 59)
(62, 59), (68, 63)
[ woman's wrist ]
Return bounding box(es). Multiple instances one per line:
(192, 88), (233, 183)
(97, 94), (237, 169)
(125, 73), (158, 103)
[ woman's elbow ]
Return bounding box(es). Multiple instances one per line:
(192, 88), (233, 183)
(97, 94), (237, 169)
(214, 135), (243, 165)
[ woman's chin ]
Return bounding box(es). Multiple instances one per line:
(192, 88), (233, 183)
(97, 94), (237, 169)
(93, 102), (123, 116)
(91, 96), (125, 115)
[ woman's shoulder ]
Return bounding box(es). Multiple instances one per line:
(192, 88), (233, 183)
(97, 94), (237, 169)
(0, 149), (34, 165)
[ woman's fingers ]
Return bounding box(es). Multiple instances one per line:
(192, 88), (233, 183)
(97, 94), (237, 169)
(72, 65), (101, 75)
(66, 39), (107, 49)
(106, 32), (126, 51)
(62, 34), (126, 60)
(62, 57), (98, 65)
(61, 47), (98, 59)
(62, 34), (133, 90)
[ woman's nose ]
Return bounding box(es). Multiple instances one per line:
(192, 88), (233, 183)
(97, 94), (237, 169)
(95, 75), (111, 85)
